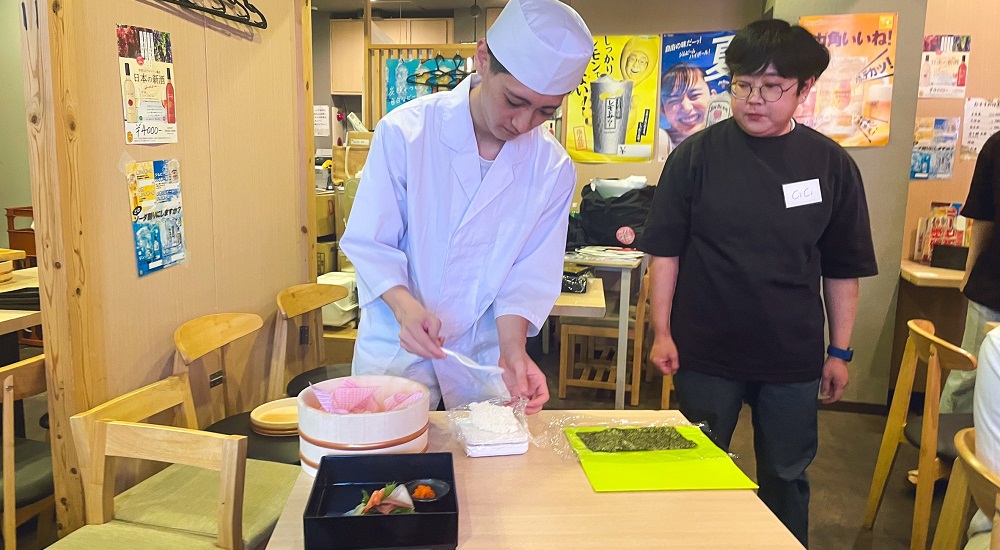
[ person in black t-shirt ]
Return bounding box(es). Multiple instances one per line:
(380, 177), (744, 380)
(940, 130), (1000, 414)
(637, 20), (877, 547)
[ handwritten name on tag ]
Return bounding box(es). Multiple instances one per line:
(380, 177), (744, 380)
(782, 179), (822, 208)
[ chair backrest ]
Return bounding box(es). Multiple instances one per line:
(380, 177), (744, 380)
(70, 374), (247, 550)
(1, 355), (48, 540)
(173, 313), (263, 426)
(267, 284), (349, 400)
(634, 273), (651, 330)
(954, 429), (1000, 535)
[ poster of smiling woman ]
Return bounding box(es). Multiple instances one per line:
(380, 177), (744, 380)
(564, 35), (660, 163)
(658, 30), (737, 161)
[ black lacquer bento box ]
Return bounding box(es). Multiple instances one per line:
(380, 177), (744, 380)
(302, 453), (459, 550)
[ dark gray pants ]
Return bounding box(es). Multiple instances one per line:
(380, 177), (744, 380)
(673, 369), (820, 548)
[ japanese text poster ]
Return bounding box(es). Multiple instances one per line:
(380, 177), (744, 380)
(962, 98), (1000, 158)
(565, 35), (660, 163)
(117, 25), (177, 144)
(126, 160), (186, 276)
(385, 57), (467, 115)
(658, 30), (737, 161)
(797, 13), (897, 147)
(910, 117), (960, 179)
(919, 35), (971, 99)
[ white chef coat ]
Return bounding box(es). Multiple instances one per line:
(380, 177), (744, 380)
(339, 74), (576, 410)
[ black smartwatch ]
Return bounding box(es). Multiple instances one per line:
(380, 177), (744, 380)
(827, 344), (854, 362)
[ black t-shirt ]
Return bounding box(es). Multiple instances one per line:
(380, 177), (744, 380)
(637, 119), (878, 383)
(962, 131), (1000, 311)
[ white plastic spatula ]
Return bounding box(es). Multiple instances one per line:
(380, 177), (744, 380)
(442, 348), (504, 375)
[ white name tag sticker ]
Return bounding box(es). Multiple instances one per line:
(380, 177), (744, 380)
(782, 179), (822, 208)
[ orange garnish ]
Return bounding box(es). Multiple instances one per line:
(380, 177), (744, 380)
(413, 484), (436, 499)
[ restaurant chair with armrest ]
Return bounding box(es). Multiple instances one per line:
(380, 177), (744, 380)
(266, 283), (348, 401)
(51, 372), (299, 550)
(559, 274), (670, 407)
(931, 429), (1000, 550)
(0, 355), (54, 550)
(863, 319), (977, 550)
(173, 313), (297, 464)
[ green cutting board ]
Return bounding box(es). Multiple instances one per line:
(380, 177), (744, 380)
(564, 425), (758, 492)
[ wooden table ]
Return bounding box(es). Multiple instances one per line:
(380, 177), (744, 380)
(899, 259), (964, 289)
(564, 255), (644, 409)
(0, 267), (41, 337)
(265, 410), (802, 550)
(551, 277), (605, 318)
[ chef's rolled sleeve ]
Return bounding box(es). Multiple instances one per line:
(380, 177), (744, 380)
(340, 121), (412, 308)
(493, 161), (576, 336)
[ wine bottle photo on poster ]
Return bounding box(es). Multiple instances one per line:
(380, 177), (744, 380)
(117, 25), (178, 145)
(918, 35), (972, 99)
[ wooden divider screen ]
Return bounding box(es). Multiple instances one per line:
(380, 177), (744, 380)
(366, 44), (478, 127)
(19, 0), (314, 534)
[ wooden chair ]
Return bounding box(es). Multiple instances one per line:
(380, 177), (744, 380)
(266, 283), (348, 401)
(0, 355), (54, 549)
(174, 313), (300, 464)
(559, 274), (672, 407)
(52, 372), (299, 550)
(931, 429), (1000, 550)
(863, 319), (977, 550)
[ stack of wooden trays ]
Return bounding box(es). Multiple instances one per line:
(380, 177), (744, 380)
(249, 397), (299, 437)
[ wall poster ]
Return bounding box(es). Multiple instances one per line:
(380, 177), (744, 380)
(796, 13), (897, 147)
(385, 57), (468, 115)
(565, 35), (661, 163)
(117, 25), (177, 145)
(910, 117), (960, 180)
(658, 30), (737, 161)
(918, 35), (971, 99)
(126, 160), (186, 277)
(961, 98), (1000, 158)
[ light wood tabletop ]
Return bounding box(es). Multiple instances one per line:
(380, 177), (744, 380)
(899, 260), (964, 289)
(0, 268), (40, 336)
(550, 277), (605, 318)
(265, 410), (802, 550)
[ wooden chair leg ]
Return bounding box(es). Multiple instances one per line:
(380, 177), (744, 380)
(931, 457), (970, 550)
(862, 418), (905, 528)
(630, 333), (641, 407)
(558, 326), (571, 399)
(911, 451), (939, 549)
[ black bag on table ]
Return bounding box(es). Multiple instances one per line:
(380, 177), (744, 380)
(578, 184), (655, 247)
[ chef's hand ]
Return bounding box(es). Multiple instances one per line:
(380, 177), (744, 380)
(382, 286), (446, 360)
(499, 347), (549, 415)
(649, 333), (680, 375)
(819, 356), (849, 404)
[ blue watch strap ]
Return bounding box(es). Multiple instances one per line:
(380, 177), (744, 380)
(827, 344), (854, 362)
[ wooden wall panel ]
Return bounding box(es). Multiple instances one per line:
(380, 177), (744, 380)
(20, 0), (312, 533)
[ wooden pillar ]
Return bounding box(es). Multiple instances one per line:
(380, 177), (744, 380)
(363, 0), (372, 126)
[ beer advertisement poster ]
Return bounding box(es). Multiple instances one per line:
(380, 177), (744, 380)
(565, 35), (661, 163)
(126, 159), (186, 277)
(384, 56), (467, 115)
(117, 25), (177, 144)
(918, 35), (972, 99)
(659, 30), (737, 161)
(910, 117), (960, 180)
(796, 13), (897, 147)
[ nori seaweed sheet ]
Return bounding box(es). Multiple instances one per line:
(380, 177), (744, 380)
(577, 426), (697, 452)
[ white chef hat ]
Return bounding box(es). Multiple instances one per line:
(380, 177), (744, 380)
(485, 0), (593, 96)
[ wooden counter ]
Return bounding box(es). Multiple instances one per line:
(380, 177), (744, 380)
(899, 260), (964, 289)
(266, 410), (802, 549)
(0, 268), (40, 336)
(550, 277), (605, 318)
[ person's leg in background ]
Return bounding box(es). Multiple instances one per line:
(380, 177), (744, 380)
(941, 301), (1000, 413)
(747, 379), (821, 548)
(672, 369), (746, 451)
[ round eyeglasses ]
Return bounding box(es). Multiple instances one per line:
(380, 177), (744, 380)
(729, 81), (797, 102)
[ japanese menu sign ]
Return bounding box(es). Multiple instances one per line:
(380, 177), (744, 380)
(117, 25), (177, 145)
(962, 98), (1000, 158)
(918, 35), (971, 99)
(126, 160), (186, 276)
(565, 35), (661, 163)
(797, 13), (897, 147)
(910, 117), (960, 180)
(658, 30), (737, 161)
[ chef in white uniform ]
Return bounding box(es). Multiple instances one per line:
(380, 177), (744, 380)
(339, 0), (592, 413)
